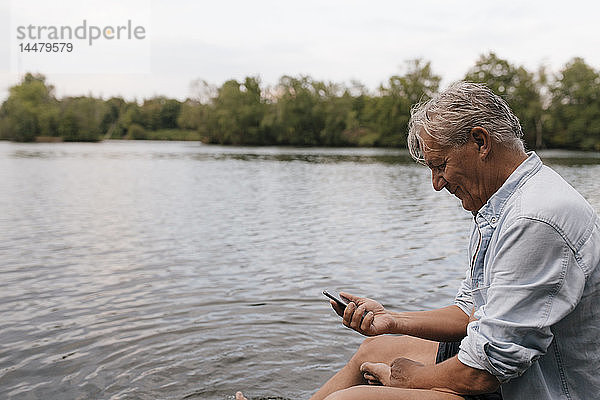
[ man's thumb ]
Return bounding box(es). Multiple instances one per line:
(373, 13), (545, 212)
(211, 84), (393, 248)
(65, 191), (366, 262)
(339, 291), (358, 302)
(360, 362), (390, 385)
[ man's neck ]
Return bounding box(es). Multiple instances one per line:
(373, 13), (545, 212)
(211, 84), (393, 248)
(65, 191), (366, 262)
(478, 148), (529, 213)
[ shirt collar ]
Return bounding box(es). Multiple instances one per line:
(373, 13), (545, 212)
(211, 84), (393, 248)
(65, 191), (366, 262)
(475, 151), (542, 227)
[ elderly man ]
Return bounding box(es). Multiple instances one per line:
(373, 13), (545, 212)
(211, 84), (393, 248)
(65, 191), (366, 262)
(235, 82), (599, 400)
(304, 82), (600, 400)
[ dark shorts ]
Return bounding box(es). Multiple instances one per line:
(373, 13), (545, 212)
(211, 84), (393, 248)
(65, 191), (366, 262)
(436, 341), (503, 400)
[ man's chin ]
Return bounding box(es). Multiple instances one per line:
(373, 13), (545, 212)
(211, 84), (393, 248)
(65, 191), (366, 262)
(460, 198), (476, 212)
(453, 192), (476, 212)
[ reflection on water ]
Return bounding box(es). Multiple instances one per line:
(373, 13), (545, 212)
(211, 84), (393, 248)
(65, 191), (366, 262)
(0, 141), (598, 400)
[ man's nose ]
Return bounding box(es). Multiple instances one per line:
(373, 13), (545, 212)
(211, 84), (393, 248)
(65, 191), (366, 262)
(432, 170), (446, 191)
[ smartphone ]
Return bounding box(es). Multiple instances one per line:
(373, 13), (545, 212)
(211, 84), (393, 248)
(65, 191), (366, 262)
(323, 290), (349, 309)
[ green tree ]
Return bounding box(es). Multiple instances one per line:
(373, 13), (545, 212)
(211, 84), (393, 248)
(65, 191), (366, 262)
(336, 81), (379, 146)
(139, 97), (163, 131)
(115, 102), (144, 138)
(0, 73), (59, 141)
(137, 97), (183, 131)
(465, 52), (543, 149)
(127, 123), (147, 140)
(320, 89), (355, 146)
(58, 96), (108, 141)
(159, 99), (182, 129)
(269, 75), (328, 145)
(204, 76), (268, 145)
(101, 97), (126, 138)
(365, 59), (440, 147)
(546, 58), (600, 150)
(177, 99), (205, 130)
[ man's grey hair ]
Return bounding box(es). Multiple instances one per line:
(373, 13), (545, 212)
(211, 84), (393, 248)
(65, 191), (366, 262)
(407, 81), (525, 164)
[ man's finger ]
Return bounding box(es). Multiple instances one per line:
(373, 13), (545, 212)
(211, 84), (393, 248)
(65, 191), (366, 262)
(361, 311), (374, 332)
(351, 303), (368, 329)
(360, 362), (390, 386)
(363, 372), (381, 384)
(339, 291), (358, 303)
(343, 301), (356, 327)
(330, 300), (344, 317)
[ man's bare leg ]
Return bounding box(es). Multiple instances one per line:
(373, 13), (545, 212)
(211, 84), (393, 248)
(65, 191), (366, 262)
(236, 386), (462, 400)
(323, 386), (463, 400)
(309, 335), (439, 400)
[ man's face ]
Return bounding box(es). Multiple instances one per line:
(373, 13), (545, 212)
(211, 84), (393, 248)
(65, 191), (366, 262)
(420, 132), (488, 212)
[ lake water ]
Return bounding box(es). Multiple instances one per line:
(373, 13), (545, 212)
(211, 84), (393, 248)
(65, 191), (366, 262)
(1, 141), (599, 400)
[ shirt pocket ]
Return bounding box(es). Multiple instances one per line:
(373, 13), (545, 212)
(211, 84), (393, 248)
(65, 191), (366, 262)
(470, 285), (490, 308)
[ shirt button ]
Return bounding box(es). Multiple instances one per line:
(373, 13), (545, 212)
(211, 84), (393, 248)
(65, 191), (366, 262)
(491, 217), (497, 223)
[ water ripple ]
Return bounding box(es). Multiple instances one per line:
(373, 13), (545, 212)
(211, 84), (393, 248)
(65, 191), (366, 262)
(0, 142), (598, 399)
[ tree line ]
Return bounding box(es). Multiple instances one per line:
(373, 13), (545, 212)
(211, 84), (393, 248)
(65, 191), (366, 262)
(1, 53), (599, 150)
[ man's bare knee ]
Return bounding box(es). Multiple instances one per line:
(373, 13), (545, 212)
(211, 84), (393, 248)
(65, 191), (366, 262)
(353, 336), (384, 363)
(352, 335), (437, 366)
(358, 336), (383, 354)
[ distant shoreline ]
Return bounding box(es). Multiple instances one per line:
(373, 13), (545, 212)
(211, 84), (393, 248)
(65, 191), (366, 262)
(2, 136), (599, 155)
(3, 55), (600, 152)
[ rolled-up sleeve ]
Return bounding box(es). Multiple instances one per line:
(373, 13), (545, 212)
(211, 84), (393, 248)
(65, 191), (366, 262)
(458, 217), (586, 382)
(454, 267), (474, 316)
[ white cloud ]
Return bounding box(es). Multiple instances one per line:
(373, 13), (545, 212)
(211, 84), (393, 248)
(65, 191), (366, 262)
(1, 0), (599, 101)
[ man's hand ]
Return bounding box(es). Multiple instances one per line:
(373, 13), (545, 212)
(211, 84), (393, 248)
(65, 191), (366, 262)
(389, 357), (426, 388)
(364, 355), (501, 395)
(330, 292), (396, 336)
(360, 358), (425, 388)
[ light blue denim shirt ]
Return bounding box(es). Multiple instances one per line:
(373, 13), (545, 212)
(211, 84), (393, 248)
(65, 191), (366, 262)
(454, 152), (600, 400)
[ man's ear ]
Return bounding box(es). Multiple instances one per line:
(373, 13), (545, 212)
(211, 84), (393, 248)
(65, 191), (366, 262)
(470, 127), (491, 159)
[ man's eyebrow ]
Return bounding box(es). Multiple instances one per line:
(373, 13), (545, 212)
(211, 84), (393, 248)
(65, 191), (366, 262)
(424, 157), (440, 168)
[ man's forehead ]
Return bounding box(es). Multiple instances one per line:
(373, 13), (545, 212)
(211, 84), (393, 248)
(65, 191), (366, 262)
(419, 132), (447, 163)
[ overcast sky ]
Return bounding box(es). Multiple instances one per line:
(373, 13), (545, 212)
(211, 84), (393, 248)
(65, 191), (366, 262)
(1, 0), (599, 102)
